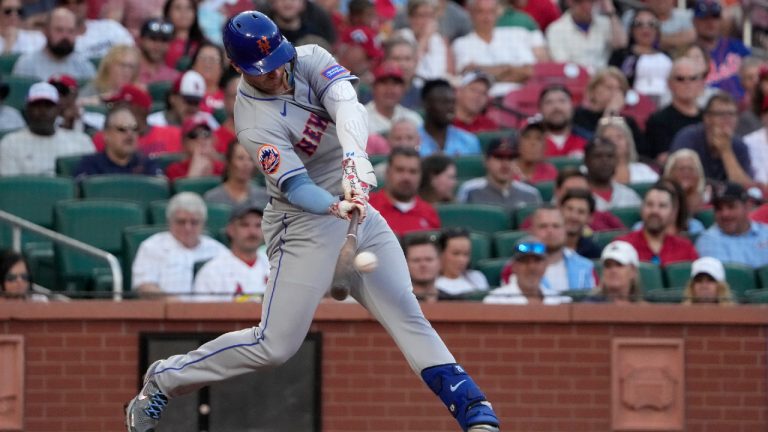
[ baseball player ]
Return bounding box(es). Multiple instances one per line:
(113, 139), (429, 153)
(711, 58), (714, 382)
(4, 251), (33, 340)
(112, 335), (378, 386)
(126, 11), (500, 432)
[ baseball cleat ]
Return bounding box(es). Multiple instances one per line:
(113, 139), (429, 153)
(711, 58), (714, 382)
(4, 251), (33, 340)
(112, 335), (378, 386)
(466, 401), (500, 432)
(468, 425), (500, 432)
(125, 360), (168, 432)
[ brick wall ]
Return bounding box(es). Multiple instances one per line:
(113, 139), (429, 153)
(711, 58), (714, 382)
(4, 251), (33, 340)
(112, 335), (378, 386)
(1, 302), (766, 432)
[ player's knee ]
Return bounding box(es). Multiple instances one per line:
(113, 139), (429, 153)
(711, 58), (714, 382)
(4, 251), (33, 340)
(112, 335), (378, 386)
(262, 343), (301, 366)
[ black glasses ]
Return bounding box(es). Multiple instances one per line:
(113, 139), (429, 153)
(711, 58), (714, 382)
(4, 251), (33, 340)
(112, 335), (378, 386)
(111, 124), (139, 133)
(2, 7), (23, 16)
(186, 129), (211, 139)
(4, 273), (30, 282)
(143, 20), (174, 40)
(632, 20), (659, 28)
(673, 74), (702, 82)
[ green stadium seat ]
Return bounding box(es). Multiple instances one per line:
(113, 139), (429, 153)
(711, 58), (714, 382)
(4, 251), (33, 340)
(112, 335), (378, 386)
(369, 154), (387, 166)
(744, 289), (768, 304)
(54, 200), (145, 296)
(548, 156), (582, 172)
(475, 257), (509, 288)
(5, 75), (38, 111)
(80, 175), (171, 209)
(469, 232), (492, 265)
(629, 182), (654, 199)
(724, 263), (757, 301)
(663, 261), (693, 289)
(122, 225), (167, 292)
(476, 130), (514, 153)
(150, 152), (186, 171)
(591, 229), (629, 250)
(437, 204), (510, 235)
(638, 262), (664, 291)
(492, 230), (528, 258)
(0, 176), (75, 247)
(0, 53), (21, 75)
(89, 57), (102, 69)
(644, 288), (685, 303)
(694, 208), (715, 228)
(513, 205), (537, 229)
(454, 155), (485, 181)
(534, 181), (554, 202)
(173, 176), (222, 195)
(148, 80), (173, 103)
(56, 154), (88, 177)
(758, 264), (768, 288)
(612, 207), (642, 228)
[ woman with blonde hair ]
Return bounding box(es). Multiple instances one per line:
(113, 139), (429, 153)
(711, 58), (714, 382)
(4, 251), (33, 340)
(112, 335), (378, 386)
(79, 45), (141, 104)
(682, 256), (735, 304)
(596, 116), (658, 184)
(663, 149), (711, 216)
(592, 240), (643, 303)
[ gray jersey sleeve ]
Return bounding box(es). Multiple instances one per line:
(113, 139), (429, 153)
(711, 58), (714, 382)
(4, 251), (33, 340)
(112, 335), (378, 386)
(293, 45), (358, 105)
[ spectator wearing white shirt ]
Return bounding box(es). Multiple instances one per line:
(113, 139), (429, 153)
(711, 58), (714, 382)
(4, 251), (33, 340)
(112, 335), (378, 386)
(56, 0), (135, 59)
(0, 0), (45, 55)
(132, 192), (227, 299)
(396, 0), (453, 82)
(452, 0), (545, 97)
(11, 8), (96, 81)
(0, 82), (94, 176)
(545, 0), (627, 72)
(742, 93), (768, 185)
(193, 204), (270, 302)
(435, 228), (489, 298)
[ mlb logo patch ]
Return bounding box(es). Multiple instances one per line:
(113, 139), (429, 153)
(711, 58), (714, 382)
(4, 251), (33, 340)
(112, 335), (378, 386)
(258, 144), (281, 175)
(321, 64), (349, 80)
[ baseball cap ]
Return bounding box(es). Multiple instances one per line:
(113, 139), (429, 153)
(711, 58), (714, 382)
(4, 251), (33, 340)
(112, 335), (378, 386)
(601, 241), (639, 267)
(747, 186), (764, 204)
(27, 82), (59, 104)
(140, 18), (174, 40)
(520, 115), (545, 136)
(48, 74), (78, 96)
(512, 236), (546, 260)
(485, 135), (517, 158)
(181, 112), (211, 136)
(690, 256), (725, 282)
(459, 70), (493, 88)
(340, 26), (383, 62)
(694, 0), (722, 18)
(712, 182), (748, 206)
(173, 70), (206, 101)
(104, 84), (152, 110)
(373, 62), (404, 83)
(228, 202), (264, 223)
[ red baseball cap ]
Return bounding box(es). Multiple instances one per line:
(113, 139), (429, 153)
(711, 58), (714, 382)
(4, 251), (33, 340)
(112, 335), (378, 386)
(48, 74), (78, 92)
(341, 26), (383, 62)
(373, 62), (404, 83)
(181, 113), (211, 136)
(105, 84), (152, 110)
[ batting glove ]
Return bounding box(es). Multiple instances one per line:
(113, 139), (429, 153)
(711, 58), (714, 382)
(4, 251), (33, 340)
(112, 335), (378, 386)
(341, 156), (377, 201)
(329, 196), (367, 222)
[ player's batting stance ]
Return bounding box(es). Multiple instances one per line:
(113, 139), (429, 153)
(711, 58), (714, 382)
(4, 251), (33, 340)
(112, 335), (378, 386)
(125, 11), (500, 432)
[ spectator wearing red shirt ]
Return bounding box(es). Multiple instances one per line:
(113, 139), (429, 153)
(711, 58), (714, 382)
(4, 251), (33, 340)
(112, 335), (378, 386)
(190, 43), (226, 113)
(511, 118), (557, 183)
(98, 84), (182, 156)
(165, 113), (225, 181)
(751, 203), (768, 224)
(368, 147), (441, 235)
(539, 84), (588, 158)
(617, 182), (698, 265)
(519, 0), (560, 31)
(452, 71), (499, 133)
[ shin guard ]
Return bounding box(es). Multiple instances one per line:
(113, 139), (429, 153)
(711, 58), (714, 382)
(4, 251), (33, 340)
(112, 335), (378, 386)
(421, 363), (500, 431)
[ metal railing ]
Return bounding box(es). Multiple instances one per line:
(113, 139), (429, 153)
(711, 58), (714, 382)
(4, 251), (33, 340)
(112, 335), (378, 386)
(0, 209), (123, 301)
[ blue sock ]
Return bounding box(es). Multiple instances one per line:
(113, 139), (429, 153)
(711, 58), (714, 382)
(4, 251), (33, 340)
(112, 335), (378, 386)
(421, 363), (499, 431)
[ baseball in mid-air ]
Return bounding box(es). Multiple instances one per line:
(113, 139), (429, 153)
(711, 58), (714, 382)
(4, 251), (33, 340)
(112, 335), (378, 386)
(354, 251), (378, 273)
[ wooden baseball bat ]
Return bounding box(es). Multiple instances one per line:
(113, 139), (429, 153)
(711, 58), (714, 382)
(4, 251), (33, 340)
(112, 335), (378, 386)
(330, 209), (360, 301)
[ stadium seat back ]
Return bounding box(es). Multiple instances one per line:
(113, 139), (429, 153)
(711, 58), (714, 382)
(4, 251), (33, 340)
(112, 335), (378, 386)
(437, 204), (510, 235)
(173, 176), (222, 195)
(493, 230), (528, 258)
(81, 175), (171, 208)
(475, 257), (509, 288)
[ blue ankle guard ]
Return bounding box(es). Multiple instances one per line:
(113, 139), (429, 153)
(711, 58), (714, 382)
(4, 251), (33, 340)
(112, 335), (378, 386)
(421, 364), (499, 431)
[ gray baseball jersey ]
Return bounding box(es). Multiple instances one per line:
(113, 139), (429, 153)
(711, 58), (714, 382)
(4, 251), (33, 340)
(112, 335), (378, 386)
(149, 45), (455, 397)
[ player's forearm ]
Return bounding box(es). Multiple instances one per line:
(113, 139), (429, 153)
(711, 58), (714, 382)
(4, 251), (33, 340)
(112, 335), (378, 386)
(282, 173), (338, 214)
(322, 81), (368, 157)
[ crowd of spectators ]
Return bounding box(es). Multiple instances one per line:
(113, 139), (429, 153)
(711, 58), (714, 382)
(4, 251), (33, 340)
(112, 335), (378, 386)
(0, 0), (767, 304)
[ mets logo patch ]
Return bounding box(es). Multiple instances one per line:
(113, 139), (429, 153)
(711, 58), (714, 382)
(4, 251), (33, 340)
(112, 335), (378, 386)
(258, 144), (281, 175)
(321, 64), (349, 80)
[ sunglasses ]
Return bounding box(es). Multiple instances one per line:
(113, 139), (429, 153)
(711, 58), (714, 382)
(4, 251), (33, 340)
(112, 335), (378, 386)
(186, 129), (211, 139)
(632, 20), (659, 28)
(143, 20), (174, 40)
(2, 7), (23, 16)
(515, 242), (546, 256)
(111, 124), (139, 133)
(5, 273), (30, 282)
(673, 74), (702, 82)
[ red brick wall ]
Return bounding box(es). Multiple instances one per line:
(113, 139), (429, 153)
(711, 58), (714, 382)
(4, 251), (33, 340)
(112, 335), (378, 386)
(1, 302), (766, 432)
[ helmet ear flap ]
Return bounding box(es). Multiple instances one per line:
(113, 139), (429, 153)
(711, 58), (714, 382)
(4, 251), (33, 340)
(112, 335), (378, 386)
(223, 11), (297, 76)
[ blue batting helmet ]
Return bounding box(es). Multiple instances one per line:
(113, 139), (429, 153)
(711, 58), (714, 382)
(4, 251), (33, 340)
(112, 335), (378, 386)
(223, 11), (296, 76)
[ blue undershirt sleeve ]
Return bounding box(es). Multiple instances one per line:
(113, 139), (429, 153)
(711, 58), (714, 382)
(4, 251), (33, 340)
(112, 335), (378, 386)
(281, 173), (337, 214)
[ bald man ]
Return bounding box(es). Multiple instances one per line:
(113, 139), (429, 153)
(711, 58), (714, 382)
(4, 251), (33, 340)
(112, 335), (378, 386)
(11, 7), (96, 81)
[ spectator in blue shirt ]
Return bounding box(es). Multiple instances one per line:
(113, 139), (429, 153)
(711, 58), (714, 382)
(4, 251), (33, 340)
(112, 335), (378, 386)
(73, 106), (164, 178)
(418, 79), (481, 157)
(695, 182), (768, 268)
(670, 92), (753, 187)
